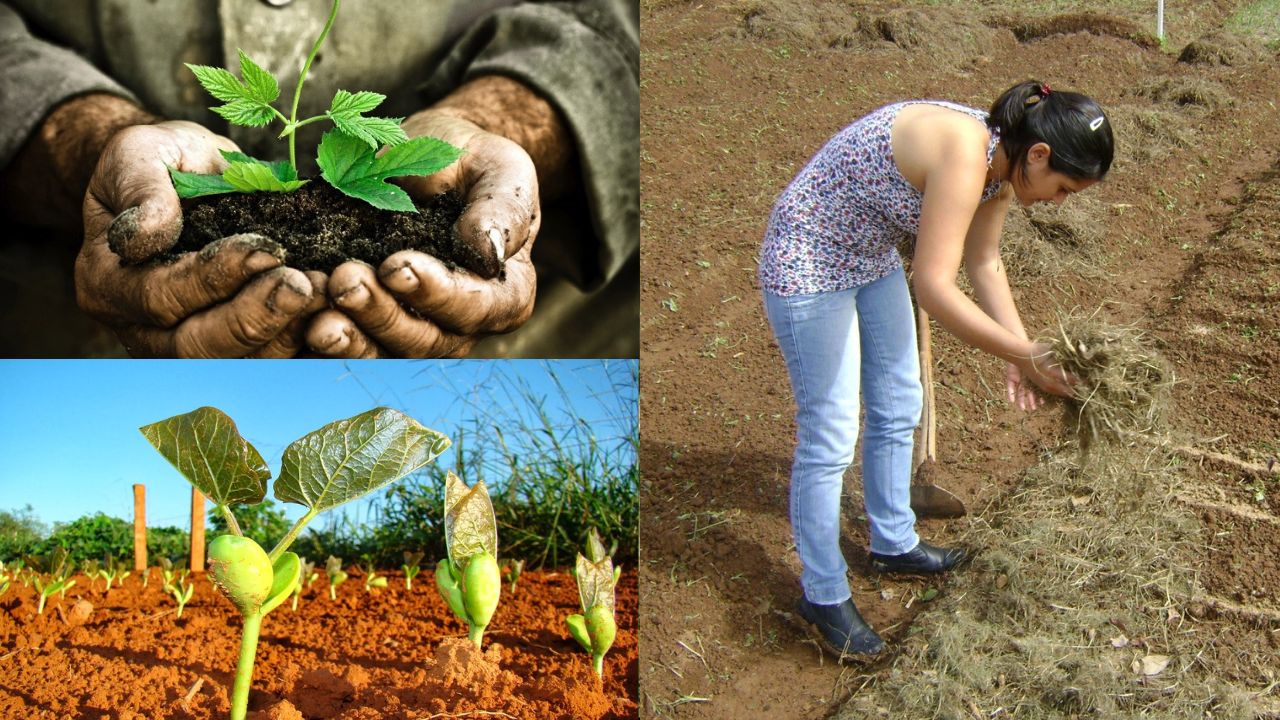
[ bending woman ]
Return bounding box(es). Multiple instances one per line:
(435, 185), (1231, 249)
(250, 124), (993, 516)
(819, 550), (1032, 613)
(759, 80), (1113, 658)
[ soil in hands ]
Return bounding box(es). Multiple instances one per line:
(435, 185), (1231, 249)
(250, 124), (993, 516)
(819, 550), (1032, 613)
(0, 567), (638, 720)
(171, 183), (486, 275)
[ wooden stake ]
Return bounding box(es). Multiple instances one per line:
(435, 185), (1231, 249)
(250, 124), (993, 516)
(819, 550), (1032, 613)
(190, 488), (206, 573)
(132, 484), (147, 572)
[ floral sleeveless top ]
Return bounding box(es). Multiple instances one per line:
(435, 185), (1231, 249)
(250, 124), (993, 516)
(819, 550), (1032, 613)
(759, 100), (1004, 296)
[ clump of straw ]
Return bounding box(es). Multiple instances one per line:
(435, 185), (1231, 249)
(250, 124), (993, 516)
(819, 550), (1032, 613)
(1041, 313), (1175, 452)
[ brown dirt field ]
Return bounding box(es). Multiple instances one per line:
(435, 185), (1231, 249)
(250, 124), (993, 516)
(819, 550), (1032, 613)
(0, 568), (637, 719)
(640, 1), (1280, 717)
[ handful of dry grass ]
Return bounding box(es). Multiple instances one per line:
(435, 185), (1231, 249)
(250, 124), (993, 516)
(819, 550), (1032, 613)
(1041, 314), (1175, 452)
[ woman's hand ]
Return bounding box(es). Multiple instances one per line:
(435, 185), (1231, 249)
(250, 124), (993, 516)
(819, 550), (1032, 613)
(1011, 342), (1079, 406)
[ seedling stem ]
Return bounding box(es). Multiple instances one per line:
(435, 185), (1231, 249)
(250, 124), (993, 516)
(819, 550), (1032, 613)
(287, 0), (340, 173)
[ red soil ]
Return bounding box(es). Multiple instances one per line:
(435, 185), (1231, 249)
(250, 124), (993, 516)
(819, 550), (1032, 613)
(0, 568), (637, 719)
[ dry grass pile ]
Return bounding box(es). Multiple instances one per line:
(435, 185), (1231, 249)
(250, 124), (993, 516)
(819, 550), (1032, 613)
(1129, 77), (1232, 110)
(837, 450), (1257, 719)
(989, 12), (1157, 47)
(1043, 313), (1175, 453)
(1106, 104), (1195, 169)
(1000, 198), (1107, 281)
(1178, 31), (1268, 66)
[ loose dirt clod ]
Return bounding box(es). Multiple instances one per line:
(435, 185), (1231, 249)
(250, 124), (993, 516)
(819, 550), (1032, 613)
(1042, 313), (1175, 453)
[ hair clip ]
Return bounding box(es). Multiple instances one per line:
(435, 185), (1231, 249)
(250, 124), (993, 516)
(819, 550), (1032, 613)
(1040, 83), (1051, 96)
(1089, 116), (1105, 131)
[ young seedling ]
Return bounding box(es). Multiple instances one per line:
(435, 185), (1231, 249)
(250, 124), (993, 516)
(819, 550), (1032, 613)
(141, 406), (449, 720)
(362, 561), (387, 593)
(290, 557), (317, 611)
(172, 579), (195, 619)
(33, 574), (73, 615)
(173, 0), (463, 212)
(0, 578), (9, 599)
(402, 551), (424, 590)
(504, 560), (525, 595)
(325, 556), (349, 601)
(159, 558), (178, 594)
(566, 529), (621, 678)
(435, 472), (501, 648)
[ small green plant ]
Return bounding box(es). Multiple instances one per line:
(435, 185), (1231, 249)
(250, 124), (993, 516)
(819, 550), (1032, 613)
(291, 557), (317, 611)
(101, 555), (131, 590)
(362, 561), (387, 592)
(140, 406), (449, 720)
(0, 578), (9, 598)
(33, 574), (73, 615)
(402, 551), (424, 590)
(173, 0), (462, 212)
(504, 559), (525, 595)
(435, 472), (501, 648)
(567, 529), (621, 678)
(325, 556), (349, 601)
(171, 579), (195, 619)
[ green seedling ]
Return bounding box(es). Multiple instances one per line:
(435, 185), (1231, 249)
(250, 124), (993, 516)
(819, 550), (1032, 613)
(0, 579), (9, 598)
(33, 575), (73, 615)
(325, 556), (349, 601)
(172, 0), (462, 211)
(504, 559), (525, 595)
(141, 405), (449, 720)
(362, 562), (387, 592)
(159, 558), (179, 594)
(402, 551), (424, 590)
(290, 557), (317, 611)
(172, 579), (195, 619)
(567, 530), (621, 678)
(435, 471), (501, 648)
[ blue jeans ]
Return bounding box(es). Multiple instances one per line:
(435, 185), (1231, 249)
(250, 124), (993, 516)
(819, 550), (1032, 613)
(763, 269), (923, 605)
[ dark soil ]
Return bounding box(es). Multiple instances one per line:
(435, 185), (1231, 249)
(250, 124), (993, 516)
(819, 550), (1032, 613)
(172, 182), (483, 275)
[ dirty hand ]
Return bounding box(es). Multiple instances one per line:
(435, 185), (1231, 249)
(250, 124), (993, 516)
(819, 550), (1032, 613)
(1013, 342), (1079, 405)
(308, 110), (539, 358)
(76, 120), (322, 357)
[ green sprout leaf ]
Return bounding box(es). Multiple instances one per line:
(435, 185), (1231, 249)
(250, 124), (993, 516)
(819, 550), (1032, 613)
(236, 50), (279, 105)
(443, 471), (498, 568)
(224, 162), (308, 193)
(211, 99), (276, 128)
(140, 406), (271, 507)
(317, 129), (463, 212)
(326, 90), (408, 149)
(187, 50), (279, 128)
(220, 150), (298, 182)
(170, 167), (237, 198)
(274, 407), (451, 514)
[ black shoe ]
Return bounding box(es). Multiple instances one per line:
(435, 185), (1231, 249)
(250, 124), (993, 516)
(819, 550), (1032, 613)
(795, 597), (884, 658)
(869, 541), (966, 574)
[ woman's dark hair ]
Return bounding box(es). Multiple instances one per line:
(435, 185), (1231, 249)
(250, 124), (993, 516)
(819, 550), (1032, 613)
(987, 80), (1113, 184)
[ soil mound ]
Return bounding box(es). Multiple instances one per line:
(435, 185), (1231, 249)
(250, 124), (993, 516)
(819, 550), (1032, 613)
(1129, 77), (1231, 110)
(991, 12), (1158, 47)
(1000, 198), (1107, 280)
(1178, 31), (1269, 66)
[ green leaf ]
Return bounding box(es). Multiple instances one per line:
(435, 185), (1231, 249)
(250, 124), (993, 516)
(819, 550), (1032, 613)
(170, 167), (237, 198)
(219, 150), (297, 183)
(317, 130), (464, 212)
(328, 89), (385, 116)
(443, 471), (498, 567)
(329, 114), (408, 149)
(261, 552), (300, 616)
(274, 407), (450, 514)
(223, 161), (307, 193)
(237, 49), (279, 105)
(212, 100), (276, 127)
(139, 407), (271, 507)
(186, 64), (250, 103)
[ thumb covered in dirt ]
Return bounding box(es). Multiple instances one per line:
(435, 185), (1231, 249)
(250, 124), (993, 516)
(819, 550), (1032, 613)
(84, 120), (239, 264)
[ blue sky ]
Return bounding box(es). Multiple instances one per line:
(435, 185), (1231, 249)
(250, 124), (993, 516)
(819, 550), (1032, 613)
(0, 360), (636, 533)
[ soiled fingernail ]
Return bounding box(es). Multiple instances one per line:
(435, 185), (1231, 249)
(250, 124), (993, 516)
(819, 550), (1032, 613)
(488, 227), (505, 263)
(334, 282), (370, 308)
(382, 265), (419, 293)
(316, 329), (350, 355)
(271, 276), (310, 314)
(244, 251), (281, 274)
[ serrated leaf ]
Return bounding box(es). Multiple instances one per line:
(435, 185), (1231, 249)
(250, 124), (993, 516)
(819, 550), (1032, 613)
(274, 407), (450, 514)
(329, 89), (385, 116)
(317, 130), (464, 212)
(186, 64), (250, 103)
(444, 472), (498, 567)
(574, 553), (617, 614)
(140, 406), (271, 507)
(219, 150), (297, 183)
(212, 100), (276, 127)
(223, 161), (307, 193)
(237, 49), (279, 105)
(170, 167), (237, 198)
(329, 113), (408, 149)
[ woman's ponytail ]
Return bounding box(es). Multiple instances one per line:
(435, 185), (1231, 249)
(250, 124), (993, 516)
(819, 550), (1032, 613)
(987, 79), (1113, 184)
